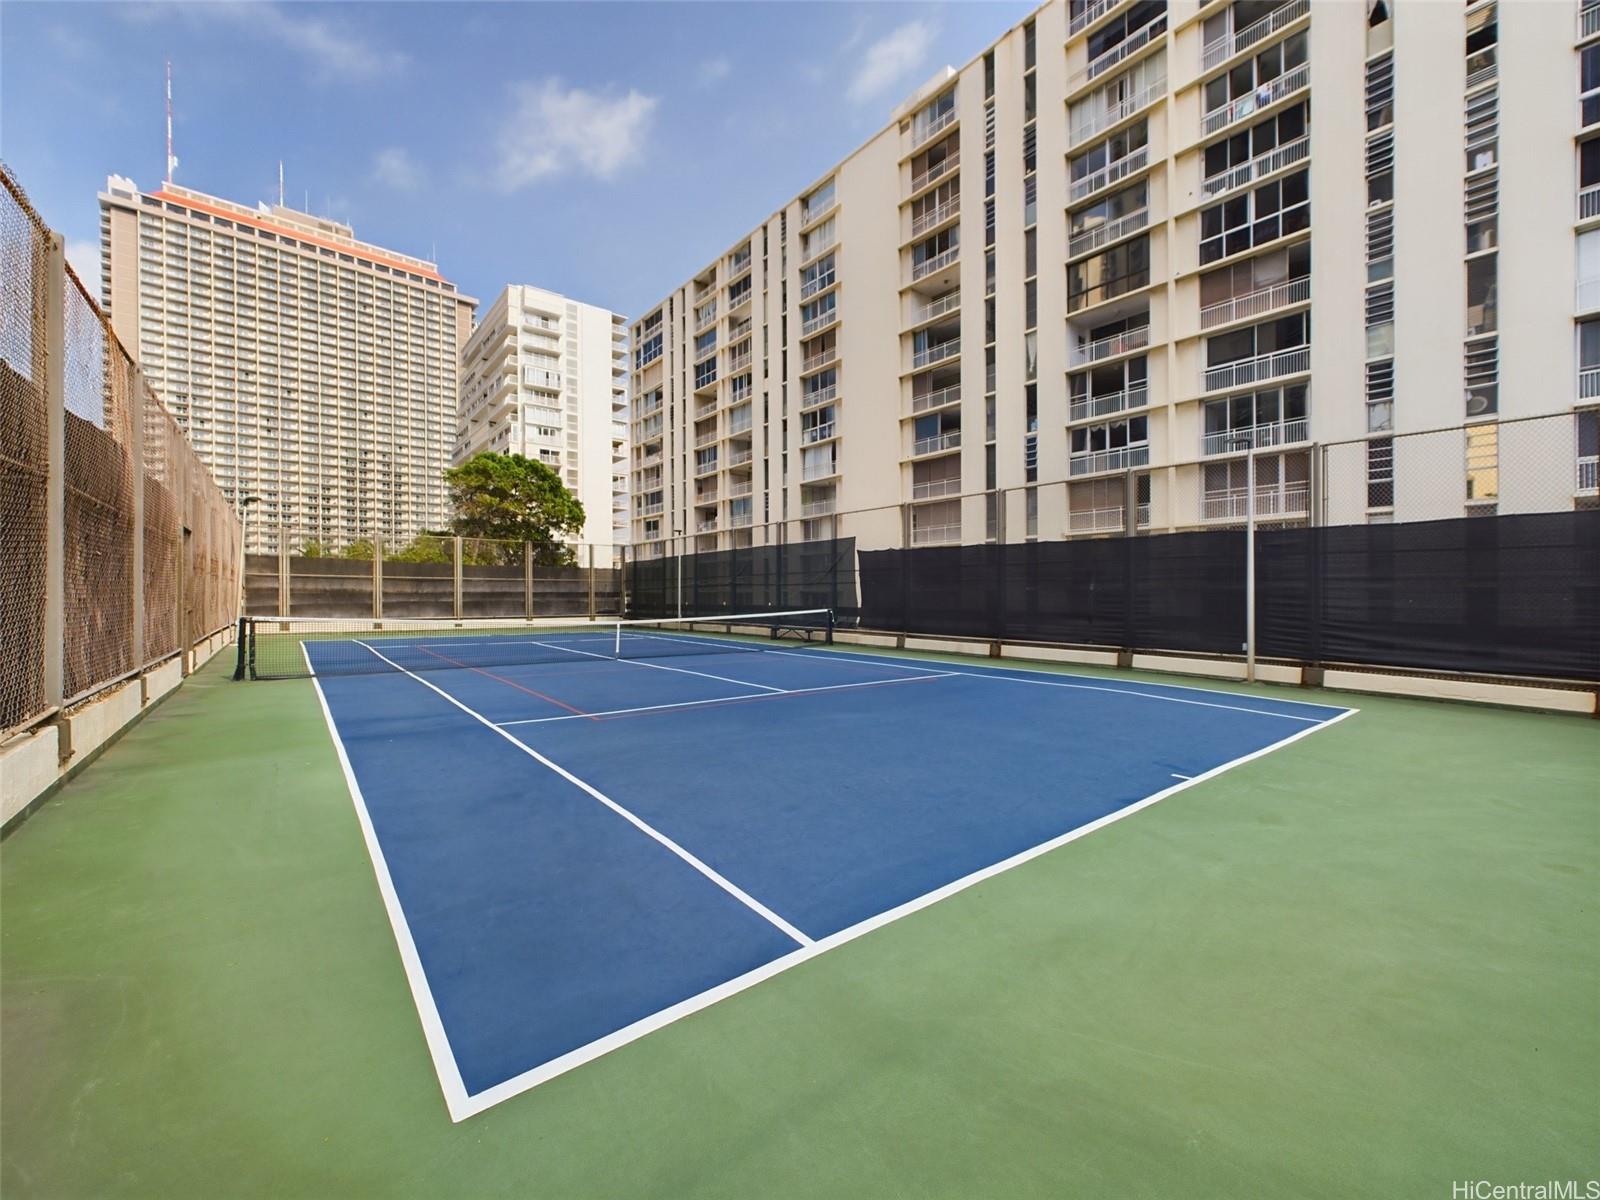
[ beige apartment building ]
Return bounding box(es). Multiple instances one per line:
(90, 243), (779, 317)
(630, 0), (1600, 558)
(100, 176), (477, 552)
(455, 285), (630, 548)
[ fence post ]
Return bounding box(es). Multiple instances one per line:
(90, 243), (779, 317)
(178, 527), (191, 676)
(587, 544), (597, 620)
(278, 526), (290, 615)
(899, 502), (912, 637)
(993, 489), (1007, 646)
(372, 537), (383, 621)
(130, 363), (146, 672)
(452, 535), (464, 620)
(42, 232), (65, 710)
(618, 544), (628, 617)
(524, 541), (534, 620)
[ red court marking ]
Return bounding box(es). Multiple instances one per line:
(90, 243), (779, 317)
(592, 671), (948, 723)
(414, 645), (595, 720)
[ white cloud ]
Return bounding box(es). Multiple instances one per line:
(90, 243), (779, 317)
(697, 56), (732, 87)
(126, 2), (407, 81)
(847, 20), (937, 105)
(66, 238), (100, 296)
(371, 147), (424, 192)
(492, 80), (658, 190)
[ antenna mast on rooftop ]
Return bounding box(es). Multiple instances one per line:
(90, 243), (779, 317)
(164, 60), (178, 184)
(279, 160), (285, 207)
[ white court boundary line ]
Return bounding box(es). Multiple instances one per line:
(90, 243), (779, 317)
(496, 671), (961, 727)
(519, 636), (786, 693)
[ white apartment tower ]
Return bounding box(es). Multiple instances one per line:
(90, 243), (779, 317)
(100, 176), (477, 551)
(630, 0), (1599, 556)
(455, 285), (629, 548)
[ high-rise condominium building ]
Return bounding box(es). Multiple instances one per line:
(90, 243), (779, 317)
(630, 0), (1599, 557)
(100, 176), (477, 551)
(455, 285), (629, 548)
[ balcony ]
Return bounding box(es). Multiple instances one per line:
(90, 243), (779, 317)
(1202, 416), (1309, 457)
(728, 479), (753, 497)
(1069, 385), (1149, 423)
(1202, 135), (1309, 199)
(727, 447), (753, 467)
(694, 456), (719, 477)
(1203, 345), (1310, 391)
(911, 522), (962, 546)
(1580, 454), (1599, 493)
(695, 429), (718, 448)
(1200, 276), (1310, 330)
(694, 397), (718, 419)
(802, 459), (838, 481)
(1581, 278), (1600, 313)
(728, 252), (752, 279)
(1069, 323), (1149, 367)
(1070, 444), (1150, 476)
(911, 383), (962, 415)
(801, 196), (837, 228)
(801, 421), (836, 445)
(1070, 146), (1148, 205)
(1070, 78), (1165, 148)
(695, 303), (717, 330)
(801, 498), (836, 517)
(800, 270), (836, 301)
(1584, 2), (1600, 40)
(910, 290), (961, 327)
(695, 487), (719, 505)
(910, 476), (962, 500)
(912, 105), (957, 149)
(800, 234), (837, 265)
(1582, 368), (1600, 400)
(911, 197), (960, 238)
(911, 338), (960, 370)
(638, 500), (664, 516)
(727, 416), (754, 437)
(1069, 0), (1120, 36)
(911, 246), (959, 282)
(1068, 504), (1128, 533)
(912, 430), (962, 457)
(1202, 61), (1309, 136)
(1201, 0), (1308, 72)
(696, 518), (719, 534)
(909, 151), (960, 195)
(1085, 13), (1167, 82)
(802, 308), (839, 338)
(802, 383), (838, 409)
(725, 352), (752, 374)
(728, 512), (754, 529)
(1067, 208), (1149, 260)
(1201, 482), (1310, 522)
(1582, 184), (1600, 222)
(800, 346), (838, 374)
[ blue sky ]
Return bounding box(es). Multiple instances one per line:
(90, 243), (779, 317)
(2, 1), (1032, 319)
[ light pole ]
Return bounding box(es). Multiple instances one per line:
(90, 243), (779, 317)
(1226, 433), (1257, 683)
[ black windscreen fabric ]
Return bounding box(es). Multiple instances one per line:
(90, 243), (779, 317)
(1260, 510), (1600, 681)
(627, 539), (858, 622)
(1126, 531), (1245, 654)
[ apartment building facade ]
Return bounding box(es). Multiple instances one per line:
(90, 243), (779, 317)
(630, 0), (1598, 557)
(100, 177), (477, 551)
(455, 285), (629, 548)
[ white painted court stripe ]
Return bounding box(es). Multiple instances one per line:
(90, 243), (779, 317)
(495, 672), (962, 727)
(763, 647), (1342, 723)
(451, 704), (1361, 1120)
(299, 642), (474, 1123)
(1171, 773), (1192, 780)
(520, 637), (787, 693)
(352, 639), (815, 953)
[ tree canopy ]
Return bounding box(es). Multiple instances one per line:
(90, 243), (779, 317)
(444, 452), (585, 565)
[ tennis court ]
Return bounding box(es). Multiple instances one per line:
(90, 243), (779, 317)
(253, 612), (1353, 1120)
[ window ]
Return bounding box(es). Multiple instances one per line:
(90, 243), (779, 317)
(1202, 102), (1308, 181)
(1069, 121), (1149, 194)
(1464, 337), (1498, 417)
(1585, 45), (1600, 128)
(1367, 438), (1394, 507)
(1070, 415), (1149, 472)
(1069, 54), (1166, 145)
(1070, 356), (1149, 419)
(1465, 422), (1498, 501)
(1465, 4), (1497, 83)
(1198, 169), (1309, 264)
(1365, 51), (1394, 131)
(1465, 86), (1498, 172)
(1366, 281), (1395, 357)
(1366, 132), (1394, 205)
(1024, 18), (1036, 70)
(800, 252), (835, 297)
(1069, 180), (1148, 239)
(1199, 242), (1311, 308)
(913, 90), (956, 142)
(1206, 313), (1310, 367)
(1087, 1), (1166, 65)
(804, 180), (835, 222)
(1202, 384), (1308, 447)
(1365, 360), (1395, 431)
(1203, 31), (1307, 119)
(1069, 235), (1152, 312)
(1366, 206), (1394, 280)
(1466, 257), (1497, 336)
(1465, 172), (1497, 254)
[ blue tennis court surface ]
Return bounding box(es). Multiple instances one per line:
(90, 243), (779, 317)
(306, 629), (1353, 1120)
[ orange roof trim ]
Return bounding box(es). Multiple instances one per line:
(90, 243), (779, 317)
(147, 190), (450, 285)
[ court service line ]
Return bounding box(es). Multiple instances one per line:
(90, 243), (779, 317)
(454, 704), (1361, 1121)
(352, 640), (815, 952)
(299, 644), (474, 1123)
(519, 637), (787, 694)
(413, 644), (593, 719)
(761, 648), (1341, 723)
(495, 671), (961, 727)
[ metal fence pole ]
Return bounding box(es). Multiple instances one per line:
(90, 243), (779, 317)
(130, 363), (146, 671)
(42, 232), (65, 709)
(452, 535), (464, 620)
(1245, 444), (1257, 684)
(523, 541), (534, 620)
(372, 537), (383, 621)
(278, 526), (290, 616)
(618, 544), (628, 617)
(587, 544), (597, 620)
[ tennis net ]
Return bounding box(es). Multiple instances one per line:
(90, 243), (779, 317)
(233, 609), (835, 680)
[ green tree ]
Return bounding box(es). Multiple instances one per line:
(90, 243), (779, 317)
(444, 452), (584, 566)
(384, 536), (451, 564)
(299, 539), (328, 558)
(340, 538), (376, 561)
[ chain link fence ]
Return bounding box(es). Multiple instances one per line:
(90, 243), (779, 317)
(1, 165), (241, 739)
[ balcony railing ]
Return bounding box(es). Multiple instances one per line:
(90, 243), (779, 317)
(802, 460), (838, 481)
(802, 308), (839, 338)
(1579, 454), (1599, 493)
(911, 198), (960, 237)
(727, 417), (753, 437)
(1581, 278), (1600, 312)
(1068, 208), (1149, 259)
(912, 430), (962, 456)
(1202, 482), (1310, 522)
(802, 421), (836, 445)
(1202, 134), (1309, 199)
(911, 476), (962, 500)
(726, 288), (753, 311)
(695, 489), (719, 505)
(911, 522), (962, 545)
(1200, 275), (1310, 330)
(728, 480), (753, 497)
(1070, 77), (1165, 148)
(1069, 323), (1149, 366)
(1582, 183), (1600, 222)
(1203, 345), (1310, 391)
(638, 500), (664, 516)
(695, 429), (718, 448)
(637, 451), (662, 469)
(1070, 0), (1118, 36)
(800, 270), (836, 301)
(911, 246), (960, 282)
(694, 456), (718, 476)
(695, 304), (717, 330)
(909, 152), (960, 194)
(802, 383), (838, 409)
(726, 447), (753, 466)
(801, 498), (836, 517)
(1582, 367), (1600, 399)
(911, 383), (962, 415)
(694, 399), (718, 419)
(801, 196), (837, 227)
(1069, 444), (1150, 476)
(801, 347), (838, 373)
(696, 519), (719, 533)
(1202, 61), (1309, 136)
(1202, 416), (1310, 457)
(912, 105), (958, 148)
(911, 339), (961, 369)
(1068, 504), (1128, 533)
(1069, 146), (1148, 204)
(725, 352), (752, 374)
(912, 291), (961, 326)
(1069, 385), (1149, 423)
(801, 235), (837, 264)
(1583, 2), (1600, 40)
(1085, 14), (1167, 82)
(729, 512), (753, 528)
(728, 253), (752, 278)
(1202, 0), (1307, 71)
